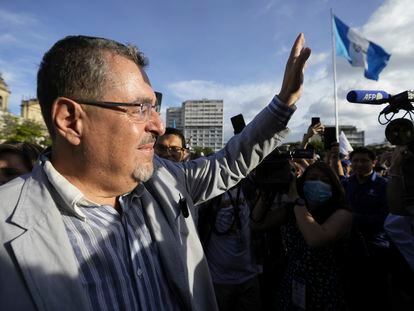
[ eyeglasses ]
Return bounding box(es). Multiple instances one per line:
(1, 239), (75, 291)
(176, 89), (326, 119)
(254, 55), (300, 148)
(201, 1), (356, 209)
(154, 144), (186, 155)
(74, 99), (160, 123)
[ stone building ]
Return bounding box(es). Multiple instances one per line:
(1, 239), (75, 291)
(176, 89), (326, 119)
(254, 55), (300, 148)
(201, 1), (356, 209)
(21, 98), (45, 125)
(0, 75), (11, 112)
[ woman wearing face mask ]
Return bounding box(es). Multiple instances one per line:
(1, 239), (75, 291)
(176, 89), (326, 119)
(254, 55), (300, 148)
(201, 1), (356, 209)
(276, 162), (352, 310)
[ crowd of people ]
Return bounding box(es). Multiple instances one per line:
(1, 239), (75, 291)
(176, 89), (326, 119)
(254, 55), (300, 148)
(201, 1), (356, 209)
(0, 32), (413, 311)
(152, 122), (414, 310)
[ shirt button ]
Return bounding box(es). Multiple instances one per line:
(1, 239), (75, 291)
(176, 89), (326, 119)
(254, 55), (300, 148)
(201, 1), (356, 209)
(137, 269), (143, 277)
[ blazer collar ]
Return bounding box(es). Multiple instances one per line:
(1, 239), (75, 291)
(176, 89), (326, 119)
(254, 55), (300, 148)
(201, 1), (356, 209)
(9, 163), (91, 310)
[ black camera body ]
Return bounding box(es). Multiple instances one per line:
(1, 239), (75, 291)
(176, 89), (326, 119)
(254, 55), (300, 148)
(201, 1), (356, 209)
(230, 114), (314, 189)
(385, 118), (414, 153)
(252, 148), (313, 188)
(381, 90), (414, 152)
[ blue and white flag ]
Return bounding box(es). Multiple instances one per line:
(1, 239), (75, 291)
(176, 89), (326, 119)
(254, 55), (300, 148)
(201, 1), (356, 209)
(333, 15), (391, 80)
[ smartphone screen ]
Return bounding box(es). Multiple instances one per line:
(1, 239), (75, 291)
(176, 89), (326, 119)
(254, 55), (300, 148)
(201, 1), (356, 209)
(323, 127), (337, 150)
(231, 114), (246, 134)
(311, 117), (320, 126)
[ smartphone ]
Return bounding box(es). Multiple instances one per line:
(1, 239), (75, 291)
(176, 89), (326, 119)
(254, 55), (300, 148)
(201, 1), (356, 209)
(311, 117), (320, 126)
(231, 114), (246, 135)
(155, 91), (162, 110)
(291, 148), (315, 159)
(323, 127), (337, 151)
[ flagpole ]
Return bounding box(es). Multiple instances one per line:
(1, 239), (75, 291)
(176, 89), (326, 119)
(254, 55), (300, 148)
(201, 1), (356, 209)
(330, 8), (339, 141)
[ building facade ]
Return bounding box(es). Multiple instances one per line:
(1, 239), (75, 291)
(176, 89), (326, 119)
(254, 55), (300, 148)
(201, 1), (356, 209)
(182, 99), (224, 151)
(21, 98), (45, 125)
(166, 99), (224, 151)
(339, 125), (365, 147)
(166, 107), (183, 129)
(0, 75), (11, 112)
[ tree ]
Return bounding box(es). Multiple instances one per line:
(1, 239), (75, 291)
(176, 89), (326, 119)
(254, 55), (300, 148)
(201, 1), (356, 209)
(308, 140), (325, 154)
(0, 113), (51, 147)
(191, 146), (215, 157)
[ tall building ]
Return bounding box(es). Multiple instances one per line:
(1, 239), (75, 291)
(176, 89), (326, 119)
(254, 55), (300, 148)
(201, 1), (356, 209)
(166, 107), (183, 129)
(339, 125), (365, 147)
(183, 99), (224, 151)
(0, 75), (11, 112)
(166, 99), (224, 151)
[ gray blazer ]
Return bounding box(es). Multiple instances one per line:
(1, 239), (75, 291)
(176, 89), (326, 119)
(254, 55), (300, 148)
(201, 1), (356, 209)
(0, 105), (289, 311)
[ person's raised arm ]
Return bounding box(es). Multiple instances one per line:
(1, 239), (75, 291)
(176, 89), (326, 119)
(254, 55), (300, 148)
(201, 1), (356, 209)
(328, 143), (345, 178)
(294, 204), (352, 248)
(160, 34), (312, 206)
(278, 33), (312, 107)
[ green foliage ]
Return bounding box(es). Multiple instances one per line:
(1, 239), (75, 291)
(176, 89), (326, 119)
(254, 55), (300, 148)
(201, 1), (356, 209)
(0, 113), (51, 147)
(191, 146), (215, 156)
(308, 140), (325, 153)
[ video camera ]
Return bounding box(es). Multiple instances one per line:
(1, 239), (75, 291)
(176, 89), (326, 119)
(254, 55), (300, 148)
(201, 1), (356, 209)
(230, 114), (314, 190)
(347, 90), (414, 151)
(347, 89), (414, 215)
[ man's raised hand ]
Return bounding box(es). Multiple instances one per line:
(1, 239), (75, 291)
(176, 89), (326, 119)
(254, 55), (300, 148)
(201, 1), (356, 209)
(278, 33), (311, 107)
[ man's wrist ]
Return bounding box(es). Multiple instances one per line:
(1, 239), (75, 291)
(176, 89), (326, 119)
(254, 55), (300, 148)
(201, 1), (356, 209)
(267, 95), (296, 125)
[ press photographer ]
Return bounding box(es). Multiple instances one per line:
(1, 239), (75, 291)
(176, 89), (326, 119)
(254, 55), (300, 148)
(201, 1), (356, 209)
(346, 89), (414, 309)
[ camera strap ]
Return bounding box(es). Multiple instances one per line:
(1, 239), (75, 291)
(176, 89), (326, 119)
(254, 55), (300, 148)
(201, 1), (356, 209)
(213, 184), (243, 235)
(227, 185), (242, 231)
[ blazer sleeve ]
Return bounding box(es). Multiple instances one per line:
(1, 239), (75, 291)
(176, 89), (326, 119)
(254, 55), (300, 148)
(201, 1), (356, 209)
(159, 96), (295, 205)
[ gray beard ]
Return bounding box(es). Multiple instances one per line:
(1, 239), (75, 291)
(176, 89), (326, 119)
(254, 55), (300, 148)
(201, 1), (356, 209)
(133, 161), (154, 182)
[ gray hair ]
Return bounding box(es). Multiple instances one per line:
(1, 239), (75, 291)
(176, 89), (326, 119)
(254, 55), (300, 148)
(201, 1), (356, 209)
(37, 35), (148, 138)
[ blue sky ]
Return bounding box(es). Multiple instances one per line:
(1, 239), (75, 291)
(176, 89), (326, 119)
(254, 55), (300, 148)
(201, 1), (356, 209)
(1, 0), (413, 144)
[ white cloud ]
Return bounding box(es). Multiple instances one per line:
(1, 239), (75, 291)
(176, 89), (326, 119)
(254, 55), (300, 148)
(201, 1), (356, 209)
(255, 0), (278, 17)
(0, 34), (19, 44)
(308, 52), (329, 66)
(0, 9), (37, 27)
(295, 0), (414, 145)
(0, 9), (52, 115)
(168, 80), (276, 142)
(274, 45), (290, 56)
(167, 0), (414, 146)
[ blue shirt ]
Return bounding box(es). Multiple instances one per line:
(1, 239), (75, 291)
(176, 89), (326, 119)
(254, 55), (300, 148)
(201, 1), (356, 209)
(342, 172), (388, 239)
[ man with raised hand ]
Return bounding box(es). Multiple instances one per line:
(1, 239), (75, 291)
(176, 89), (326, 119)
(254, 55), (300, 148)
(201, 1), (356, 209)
(0, 34), (310, 311)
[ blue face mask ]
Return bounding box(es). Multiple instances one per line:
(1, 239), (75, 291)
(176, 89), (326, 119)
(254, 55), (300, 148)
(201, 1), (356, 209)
(303, 180), (332, 205)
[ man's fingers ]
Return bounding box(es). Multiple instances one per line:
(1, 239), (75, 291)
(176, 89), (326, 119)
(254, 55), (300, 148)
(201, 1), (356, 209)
(298, 47), (312, 66)
(289, 33), (305, 60)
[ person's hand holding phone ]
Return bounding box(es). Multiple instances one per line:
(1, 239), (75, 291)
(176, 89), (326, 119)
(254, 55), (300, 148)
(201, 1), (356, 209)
(307, 121), (324, 137)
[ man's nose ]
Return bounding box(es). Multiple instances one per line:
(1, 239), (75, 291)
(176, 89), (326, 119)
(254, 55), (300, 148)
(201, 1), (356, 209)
(147, 110), (165, 136)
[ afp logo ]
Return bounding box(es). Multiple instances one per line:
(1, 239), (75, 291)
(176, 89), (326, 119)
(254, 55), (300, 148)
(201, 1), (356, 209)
(363, 92), (384, 101)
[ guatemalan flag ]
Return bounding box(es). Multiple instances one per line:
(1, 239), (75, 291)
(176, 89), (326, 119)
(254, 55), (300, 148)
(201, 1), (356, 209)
(333, 15), (391, 80)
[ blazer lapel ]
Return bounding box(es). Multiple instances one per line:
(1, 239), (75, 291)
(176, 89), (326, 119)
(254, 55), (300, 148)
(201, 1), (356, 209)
(141, 183), (192, 310)
(9, 168), (90, 311)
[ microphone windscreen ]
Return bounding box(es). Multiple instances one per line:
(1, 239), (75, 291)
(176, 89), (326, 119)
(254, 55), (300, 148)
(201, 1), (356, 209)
(347, 90), (390, 104)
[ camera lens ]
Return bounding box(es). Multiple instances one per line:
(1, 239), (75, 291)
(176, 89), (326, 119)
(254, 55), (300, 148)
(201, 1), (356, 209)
(385, 118), (414, 145)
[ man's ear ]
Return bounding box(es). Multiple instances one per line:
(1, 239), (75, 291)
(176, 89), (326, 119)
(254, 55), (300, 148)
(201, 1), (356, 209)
(51, 97), (83, 145)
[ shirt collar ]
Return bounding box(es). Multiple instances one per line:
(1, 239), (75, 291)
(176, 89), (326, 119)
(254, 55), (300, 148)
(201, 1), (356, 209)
(41, 154), (99, 220)
(119, 183), (145, 213)
(41, 154), (146, 219)
(350, 170), (376, 183)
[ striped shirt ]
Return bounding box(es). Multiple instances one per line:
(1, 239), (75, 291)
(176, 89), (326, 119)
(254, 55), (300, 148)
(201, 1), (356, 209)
(43, 160), (180, 311)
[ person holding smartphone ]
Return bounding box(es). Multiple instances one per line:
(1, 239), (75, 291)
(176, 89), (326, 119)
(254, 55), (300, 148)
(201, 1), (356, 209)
(301, 118), (324, 150)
